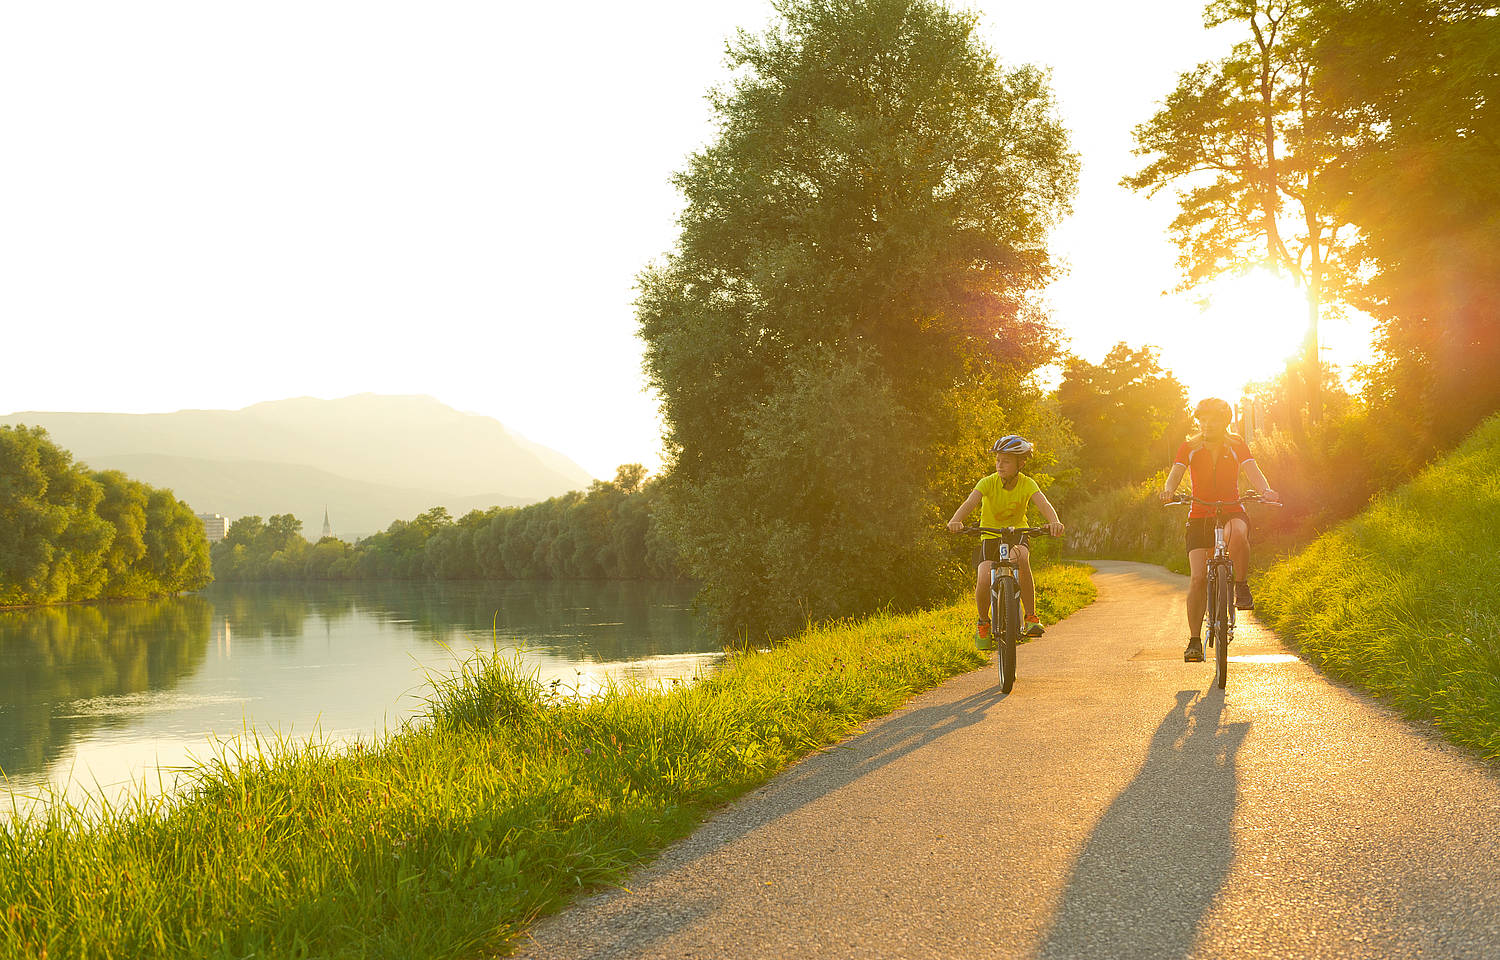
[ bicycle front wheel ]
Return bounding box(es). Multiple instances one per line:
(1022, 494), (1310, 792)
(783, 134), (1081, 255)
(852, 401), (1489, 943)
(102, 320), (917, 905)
(1212, 569), (1230, 690)
(998, 577), (1020, 693)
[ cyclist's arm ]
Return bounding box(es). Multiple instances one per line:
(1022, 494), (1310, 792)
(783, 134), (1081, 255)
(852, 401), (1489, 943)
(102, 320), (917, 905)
(1159, 463), (1187, 502)
(1242, 460), (1278, 502)
(1030, 490), (1064, 536)
(947, 489), (983, 532)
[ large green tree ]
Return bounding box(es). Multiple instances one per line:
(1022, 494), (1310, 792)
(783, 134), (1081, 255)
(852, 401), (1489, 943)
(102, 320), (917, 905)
(0, 426), (211, 605)
(1056, 343), (1190, 491)
(1124, 0), (1352, 424)
(0, 426), (112, 604)
(1308, 0), (1500, 448)
(638, 0), (1078, 640)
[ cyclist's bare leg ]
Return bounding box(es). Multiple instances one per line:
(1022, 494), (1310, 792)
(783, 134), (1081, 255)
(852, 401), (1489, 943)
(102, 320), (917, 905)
(974, 560), (994, 621)
(1226, 516), (1250, 578)
(1013, 544), (1036, 617)
(1187, 548), (1210, 637)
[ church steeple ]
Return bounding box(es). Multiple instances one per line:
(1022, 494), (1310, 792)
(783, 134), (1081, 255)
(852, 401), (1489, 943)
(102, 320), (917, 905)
(321, 506), (333, 540)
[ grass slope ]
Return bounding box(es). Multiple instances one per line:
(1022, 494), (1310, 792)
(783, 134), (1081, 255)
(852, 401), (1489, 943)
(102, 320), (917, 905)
(1255, 415), (1500, 761)
(1, 565), (1095, 959)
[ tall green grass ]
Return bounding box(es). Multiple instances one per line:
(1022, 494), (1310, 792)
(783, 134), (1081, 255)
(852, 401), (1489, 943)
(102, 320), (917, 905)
(0, 565), (1094, 959)
(1255, 414), (1500, 761)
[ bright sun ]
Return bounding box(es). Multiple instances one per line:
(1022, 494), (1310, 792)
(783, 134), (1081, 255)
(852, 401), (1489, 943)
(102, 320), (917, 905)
(1167, 267), (1315, 405)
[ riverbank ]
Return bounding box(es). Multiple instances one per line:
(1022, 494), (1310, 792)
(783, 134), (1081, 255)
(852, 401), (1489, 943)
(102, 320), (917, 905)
(0, 563), (1096, 959)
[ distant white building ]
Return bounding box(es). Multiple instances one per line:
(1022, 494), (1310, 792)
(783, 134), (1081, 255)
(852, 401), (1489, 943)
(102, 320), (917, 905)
(321, 507), (334, 540)
(197, 513), (229, 542)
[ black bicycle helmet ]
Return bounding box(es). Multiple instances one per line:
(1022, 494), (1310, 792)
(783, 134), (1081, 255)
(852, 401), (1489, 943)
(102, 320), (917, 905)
(991, 434), (1033, 457)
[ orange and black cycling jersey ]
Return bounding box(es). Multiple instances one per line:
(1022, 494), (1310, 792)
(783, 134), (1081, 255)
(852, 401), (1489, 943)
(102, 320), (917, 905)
(1174, 434), (1254, 519)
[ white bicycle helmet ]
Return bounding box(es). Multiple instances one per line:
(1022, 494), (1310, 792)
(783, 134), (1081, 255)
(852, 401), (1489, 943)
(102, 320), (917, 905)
(991, 434), (1033, 457)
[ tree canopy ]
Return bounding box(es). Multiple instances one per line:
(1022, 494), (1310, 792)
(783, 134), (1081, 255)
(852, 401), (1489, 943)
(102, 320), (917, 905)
(1128, 0), (1500, 441)
(638, 0), (1078, 640)
(1308, 0), (1500, 448)
(0, 426), (211, 606)
(1124, 0), (1351, 423)
(208, 465), (679, 583)
(1056, 344), (1190, 491)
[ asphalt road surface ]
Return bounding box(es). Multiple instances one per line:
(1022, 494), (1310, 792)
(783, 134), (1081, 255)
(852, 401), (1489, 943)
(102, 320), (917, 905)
(513, 560), (1500, 960)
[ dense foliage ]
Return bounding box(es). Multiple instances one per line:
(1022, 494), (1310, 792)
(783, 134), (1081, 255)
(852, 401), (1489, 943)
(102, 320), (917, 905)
(209, 465), (680, 582)
(1056, 343), (1189, 492)
(1123, 0), (1351, 422)
(639, 0), (1078, 640)
(1310, 0), (1500, 453)
(1072, 0), (1500, 564)
(0, 426), (211, 606)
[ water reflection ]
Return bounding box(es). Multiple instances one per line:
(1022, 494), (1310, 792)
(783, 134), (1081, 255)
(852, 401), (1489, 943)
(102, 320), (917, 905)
(1, 581), (718, 810)
(0, 597), (212, 781)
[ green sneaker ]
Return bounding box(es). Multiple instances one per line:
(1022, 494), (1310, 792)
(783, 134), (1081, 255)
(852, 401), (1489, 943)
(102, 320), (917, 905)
(1022, 615), (1044, 638)
(975, 621), (992, 650)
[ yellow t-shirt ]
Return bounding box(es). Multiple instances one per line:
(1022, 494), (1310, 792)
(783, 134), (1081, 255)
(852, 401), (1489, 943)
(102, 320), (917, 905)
(975, 472), (1040, 537)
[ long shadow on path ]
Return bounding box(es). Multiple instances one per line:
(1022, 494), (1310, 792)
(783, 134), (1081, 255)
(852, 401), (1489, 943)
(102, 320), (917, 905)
(664, 680), (1012, 870)
(1037, 689), (1249, 960)
(514, 677), (1015, 957)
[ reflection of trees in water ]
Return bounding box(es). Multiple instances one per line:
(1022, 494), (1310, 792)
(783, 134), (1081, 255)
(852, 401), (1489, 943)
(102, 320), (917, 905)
(356, 580), (713, 661)
(0, 597), (212, 779)
(1, 583), (712, 785)
(198, 580), (713, 661)
(200, 582), (358, 643)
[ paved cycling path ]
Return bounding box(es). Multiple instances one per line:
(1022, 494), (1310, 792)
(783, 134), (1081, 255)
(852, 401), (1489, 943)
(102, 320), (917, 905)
(512, 560), (1500, 960)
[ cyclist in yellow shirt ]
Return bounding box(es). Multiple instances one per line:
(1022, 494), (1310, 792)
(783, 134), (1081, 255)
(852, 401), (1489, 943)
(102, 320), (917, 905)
(946, 435), (1066, 645)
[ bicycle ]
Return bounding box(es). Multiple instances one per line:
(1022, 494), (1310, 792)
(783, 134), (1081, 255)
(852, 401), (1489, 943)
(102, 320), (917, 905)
(958, 525), (1052, 693)
(1164, 491), (1277, 690)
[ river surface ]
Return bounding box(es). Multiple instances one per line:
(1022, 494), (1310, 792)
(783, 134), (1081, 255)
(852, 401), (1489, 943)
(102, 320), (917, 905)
(0, 580), (720, 812)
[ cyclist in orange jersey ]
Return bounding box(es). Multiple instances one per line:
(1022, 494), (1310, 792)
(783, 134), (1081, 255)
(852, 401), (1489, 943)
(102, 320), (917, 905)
(1158, 398), (1279, 663)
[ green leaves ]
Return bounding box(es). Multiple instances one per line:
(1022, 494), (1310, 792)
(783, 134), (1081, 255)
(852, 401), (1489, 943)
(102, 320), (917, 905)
(1309, 0), (1500, 446)
(1057, 344), (1191, 492)
(0, 427), (209, 606)
(640, 0), (1077, 640)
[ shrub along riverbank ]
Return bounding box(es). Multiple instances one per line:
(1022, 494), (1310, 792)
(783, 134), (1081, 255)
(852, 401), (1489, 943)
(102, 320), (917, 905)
(1254, 415), (1500, 762)
(0, 426), (211, 606)
(0, 564), (1095, 959)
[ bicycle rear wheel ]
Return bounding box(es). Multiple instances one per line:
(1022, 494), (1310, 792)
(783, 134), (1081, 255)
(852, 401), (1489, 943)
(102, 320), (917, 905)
(998, 577), (1019, 693)
(1212, 568), (1230, 689)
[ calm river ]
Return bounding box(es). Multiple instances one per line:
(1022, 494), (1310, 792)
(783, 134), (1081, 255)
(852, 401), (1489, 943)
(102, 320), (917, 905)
(0, 580), (720, 812)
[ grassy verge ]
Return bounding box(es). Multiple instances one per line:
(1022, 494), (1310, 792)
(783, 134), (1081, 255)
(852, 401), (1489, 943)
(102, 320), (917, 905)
(1, 564), (1094, 959)
(1254, 415), (1500, 762)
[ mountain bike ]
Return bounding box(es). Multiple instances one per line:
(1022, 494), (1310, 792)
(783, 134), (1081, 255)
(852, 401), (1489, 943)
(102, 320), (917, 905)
(959, 525), (1052, 693)
(1165, 492), (1277, 689)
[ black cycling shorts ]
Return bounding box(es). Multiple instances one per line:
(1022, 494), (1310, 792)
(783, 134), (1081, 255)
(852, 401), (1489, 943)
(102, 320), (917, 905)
(973, 537), (1029, 567)
(1185, 514), (1249, 554)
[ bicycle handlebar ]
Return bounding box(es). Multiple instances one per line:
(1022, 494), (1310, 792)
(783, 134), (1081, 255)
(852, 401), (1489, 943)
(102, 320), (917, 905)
(1163, 491), (1281, 508)
(956, 524), (1054, 537)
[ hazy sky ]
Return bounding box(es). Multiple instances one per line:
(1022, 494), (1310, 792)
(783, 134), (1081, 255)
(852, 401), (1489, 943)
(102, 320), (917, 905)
(1, 1), (1373, 479)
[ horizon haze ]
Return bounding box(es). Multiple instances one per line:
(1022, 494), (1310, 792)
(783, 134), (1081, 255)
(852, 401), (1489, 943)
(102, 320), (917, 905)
(1, 394), (599, 539)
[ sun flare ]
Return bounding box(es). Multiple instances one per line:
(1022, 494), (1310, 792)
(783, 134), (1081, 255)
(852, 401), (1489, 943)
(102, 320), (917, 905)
(1166, 268), (1315, 407)
(1205, 268), (1312, 372)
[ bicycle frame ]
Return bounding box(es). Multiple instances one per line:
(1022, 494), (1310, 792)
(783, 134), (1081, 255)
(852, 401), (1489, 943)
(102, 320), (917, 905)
(1205, 512), (1238, 687)
(990, 539), (1019, 593)
(962, 525), (1051, 693)
(1167, 493), (1269, 690)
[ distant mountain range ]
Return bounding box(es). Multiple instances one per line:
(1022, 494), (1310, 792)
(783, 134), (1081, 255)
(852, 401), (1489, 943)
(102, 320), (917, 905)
(1, 395), (596, 540)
